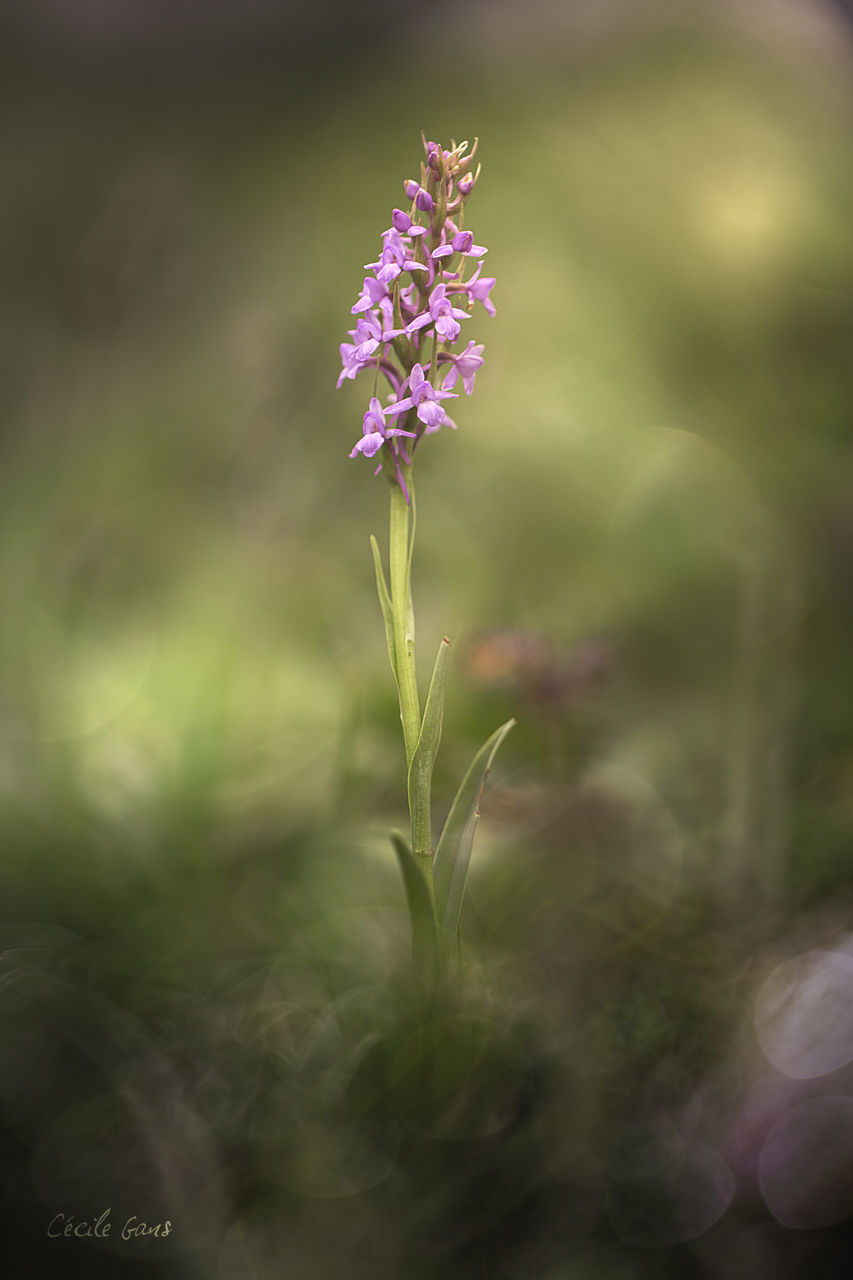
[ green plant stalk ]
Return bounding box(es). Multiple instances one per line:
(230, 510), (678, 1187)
(379, 465), (513, 970)
(387, 468), (440, 913)
(388, 466), (421, 766)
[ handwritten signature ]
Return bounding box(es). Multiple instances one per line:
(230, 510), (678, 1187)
(47, 1209), (172, 1241)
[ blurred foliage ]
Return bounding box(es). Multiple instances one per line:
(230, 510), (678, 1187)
(1, 4), (853, 1277)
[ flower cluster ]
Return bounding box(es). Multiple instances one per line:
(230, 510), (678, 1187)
(338, 135), (495, 500)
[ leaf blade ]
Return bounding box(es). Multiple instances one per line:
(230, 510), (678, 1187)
(390, 829), (437, 976)
(433, 719), (515, 941)
(370, 533), (398, 683)
(407, 636), (451, 859)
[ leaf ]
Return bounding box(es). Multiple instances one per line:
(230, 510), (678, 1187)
(433, 719), (515, 941)
(407, 636), (451, 858)
(370, 534), (397, 682)
(390, 830), (436, 974)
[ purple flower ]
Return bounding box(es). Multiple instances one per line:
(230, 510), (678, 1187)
(352, 275), (389, 315)
(441, 340), (485, 395)
(337, 334), (380, 390)
(337, 341), (362, 388)
(337, 312), (403, 387)
(352, 311), (402, 359)
(350, 398), (416, 459)
(366, 228), (428, 285)
(406, 283), (470, 343)
(338, 309), (403, 387)
(414, 187), (434, 214)
(388, 209), (427, 239)
(466, 264), (497, 317)
(453, 230), (486, 257)
(352, 315), (382, 361)
(432, 229), (487, 261)
(383, 363), (458, 432)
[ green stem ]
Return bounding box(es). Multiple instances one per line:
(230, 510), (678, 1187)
(389, 466), (420, 768)
(388, 465), (439, 953)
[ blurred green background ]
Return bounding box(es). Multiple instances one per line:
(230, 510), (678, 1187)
(1, 2), (853, 1277)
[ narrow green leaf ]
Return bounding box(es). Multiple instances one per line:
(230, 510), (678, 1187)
(433, 719), (515, 940)
(407, 636), (451, 858)
(370, 534), (397, 681)
(390, 830), (437, 973)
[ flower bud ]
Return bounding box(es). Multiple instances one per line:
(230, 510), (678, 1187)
(403, 179), (419, 200)
(392, 208), (412, 232)
(415, 187), (434, 213)
(457, 173), (475, 198)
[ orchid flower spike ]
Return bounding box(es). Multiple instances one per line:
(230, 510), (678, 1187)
(337, 133), (496, 498)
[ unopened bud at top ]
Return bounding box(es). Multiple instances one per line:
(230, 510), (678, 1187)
(403, 178), (419, 200)
(457, 172), (475, 198)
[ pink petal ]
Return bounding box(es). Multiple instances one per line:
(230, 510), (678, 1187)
(417, 400), (444, 429)
(406, 313), (432, 334)
(350, 432), (385, 458)
(435, 317), (460, 342)
(382, 397), (415, 417)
